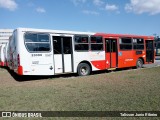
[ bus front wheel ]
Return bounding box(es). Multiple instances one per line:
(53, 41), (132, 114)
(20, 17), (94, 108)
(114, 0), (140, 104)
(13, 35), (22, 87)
(77, 63), (91, 76)
(136, 59), (143, 68)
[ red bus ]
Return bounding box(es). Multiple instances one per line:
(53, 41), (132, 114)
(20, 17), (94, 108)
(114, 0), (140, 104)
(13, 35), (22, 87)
(94, 33), (155, 70)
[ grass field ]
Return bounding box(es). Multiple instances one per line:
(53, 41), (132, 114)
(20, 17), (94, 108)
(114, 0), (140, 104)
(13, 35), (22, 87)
(0, 67), (160, 119)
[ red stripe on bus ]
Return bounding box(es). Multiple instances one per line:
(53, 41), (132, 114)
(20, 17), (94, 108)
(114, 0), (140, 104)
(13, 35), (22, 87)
(91, 60), (106, 70)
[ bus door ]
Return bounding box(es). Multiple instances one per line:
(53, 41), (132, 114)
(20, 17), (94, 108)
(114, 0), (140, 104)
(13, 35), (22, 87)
(105, 38), (118, 69)
(146, 40), (154, 63)
(52, 36), (73, 74)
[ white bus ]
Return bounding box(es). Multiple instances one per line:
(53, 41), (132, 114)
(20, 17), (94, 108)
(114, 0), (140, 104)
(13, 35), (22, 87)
(0, 42), (9, 66)
(8, 28), (103, 76)
(0, 44), (5, 66)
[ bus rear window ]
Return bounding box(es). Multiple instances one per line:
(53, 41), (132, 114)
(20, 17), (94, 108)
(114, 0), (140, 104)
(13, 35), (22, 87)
(25, 34), (37, 42)
(24, 33), (50, 52)
(38, 34), (49, 42)
(26, 43), (50, 51)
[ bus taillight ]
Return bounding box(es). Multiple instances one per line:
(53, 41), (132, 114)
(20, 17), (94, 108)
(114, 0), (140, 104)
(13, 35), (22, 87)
(18, 65), (23, 75)
(0, 62), (4, 66)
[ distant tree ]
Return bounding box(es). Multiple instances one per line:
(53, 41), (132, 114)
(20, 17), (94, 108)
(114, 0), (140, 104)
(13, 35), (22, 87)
(153, 34), (159, 41)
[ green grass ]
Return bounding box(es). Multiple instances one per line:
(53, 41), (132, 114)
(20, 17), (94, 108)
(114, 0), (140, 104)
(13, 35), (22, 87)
(0, 67), (160, 119)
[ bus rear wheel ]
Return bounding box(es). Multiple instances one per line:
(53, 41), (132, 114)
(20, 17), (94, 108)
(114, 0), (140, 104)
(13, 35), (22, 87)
(136, 59), (143, 68)
(77, 63), (91, 76)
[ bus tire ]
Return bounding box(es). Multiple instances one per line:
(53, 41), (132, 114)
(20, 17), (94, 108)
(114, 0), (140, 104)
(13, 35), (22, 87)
(136, 59), (143, 69)
(77, 63), (91, 76)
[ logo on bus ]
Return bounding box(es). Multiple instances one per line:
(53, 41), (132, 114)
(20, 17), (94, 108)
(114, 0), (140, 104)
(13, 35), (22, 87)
(118, 52), (122, 56)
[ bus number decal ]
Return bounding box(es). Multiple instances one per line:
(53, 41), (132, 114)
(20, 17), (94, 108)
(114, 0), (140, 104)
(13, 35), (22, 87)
(31, 54), (42, 57)
(32, 61), (39, 64)
(45, 54), (52, 57)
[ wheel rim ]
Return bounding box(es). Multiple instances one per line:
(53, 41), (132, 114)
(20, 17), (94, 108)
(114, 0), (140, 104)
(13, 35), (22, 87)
(81, 66), (88, 75)
(137, 60), (142, 68)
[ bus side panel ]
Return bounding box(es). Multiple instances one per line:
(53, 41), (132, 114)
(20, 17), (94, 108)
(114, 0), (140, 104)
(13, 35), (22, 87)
(27, 53), (54, 75)
(118, 51), (135, 68)
(90, 51), (106, 70)
(73, 51), (105, 72)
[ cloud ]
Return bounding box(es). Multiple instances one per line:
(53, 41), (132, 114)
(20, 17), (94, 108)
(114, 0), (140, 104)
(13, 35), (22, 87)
(71, 0), (104, 6)
(82, 10), (99, 15)
(36, 7), (46, 13)
(0, 0), (17, 11)
(71, 0), (86, 6)
(71, 0), (119, 14)
(93, 0), (104, 6)
(105, 4), (118, 11)
(125, 0), (160, 15)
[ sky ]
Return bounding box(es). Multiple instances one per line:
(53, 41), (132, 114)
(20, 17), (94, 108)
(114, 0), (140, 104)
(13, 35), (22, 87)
(0, 0), (160, 36)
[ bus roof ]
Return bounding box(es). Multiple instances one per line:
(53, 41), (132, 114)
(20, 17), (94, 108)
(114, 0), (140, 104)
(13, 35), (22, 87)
(14, 28), (154, 39)
(15, 28), (95, 35)
(95, 33), (154, 39)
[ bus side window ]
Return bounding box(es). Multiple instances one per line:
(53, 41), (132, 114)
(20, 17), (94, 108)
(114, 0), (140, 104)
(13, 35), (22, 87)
(119, 38), (132, 50)
(133, 38), (144, 50)
(74, 35), (89, 51)
(90, 36), (103, 51)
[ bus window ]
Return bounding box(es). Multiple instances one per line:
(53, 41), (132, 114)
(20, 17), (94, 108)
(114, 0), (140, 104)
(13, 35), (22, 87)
(38, 34), (50, 42)
(90, 36), (103, 51)
(119, 38), (132, 50)
(53, 37), (62, 54)
(25, 33), (37, 42)
(133, 38), (144, 50)
(74, 35), (89, 51)
(24, 33), (50, 52)
(26, 43), (50, 51)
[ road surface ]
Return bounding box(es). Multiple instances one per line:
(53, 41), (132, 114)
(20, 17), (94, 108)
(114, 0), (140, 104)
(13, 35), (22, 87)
(143, 56), (160, 68)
